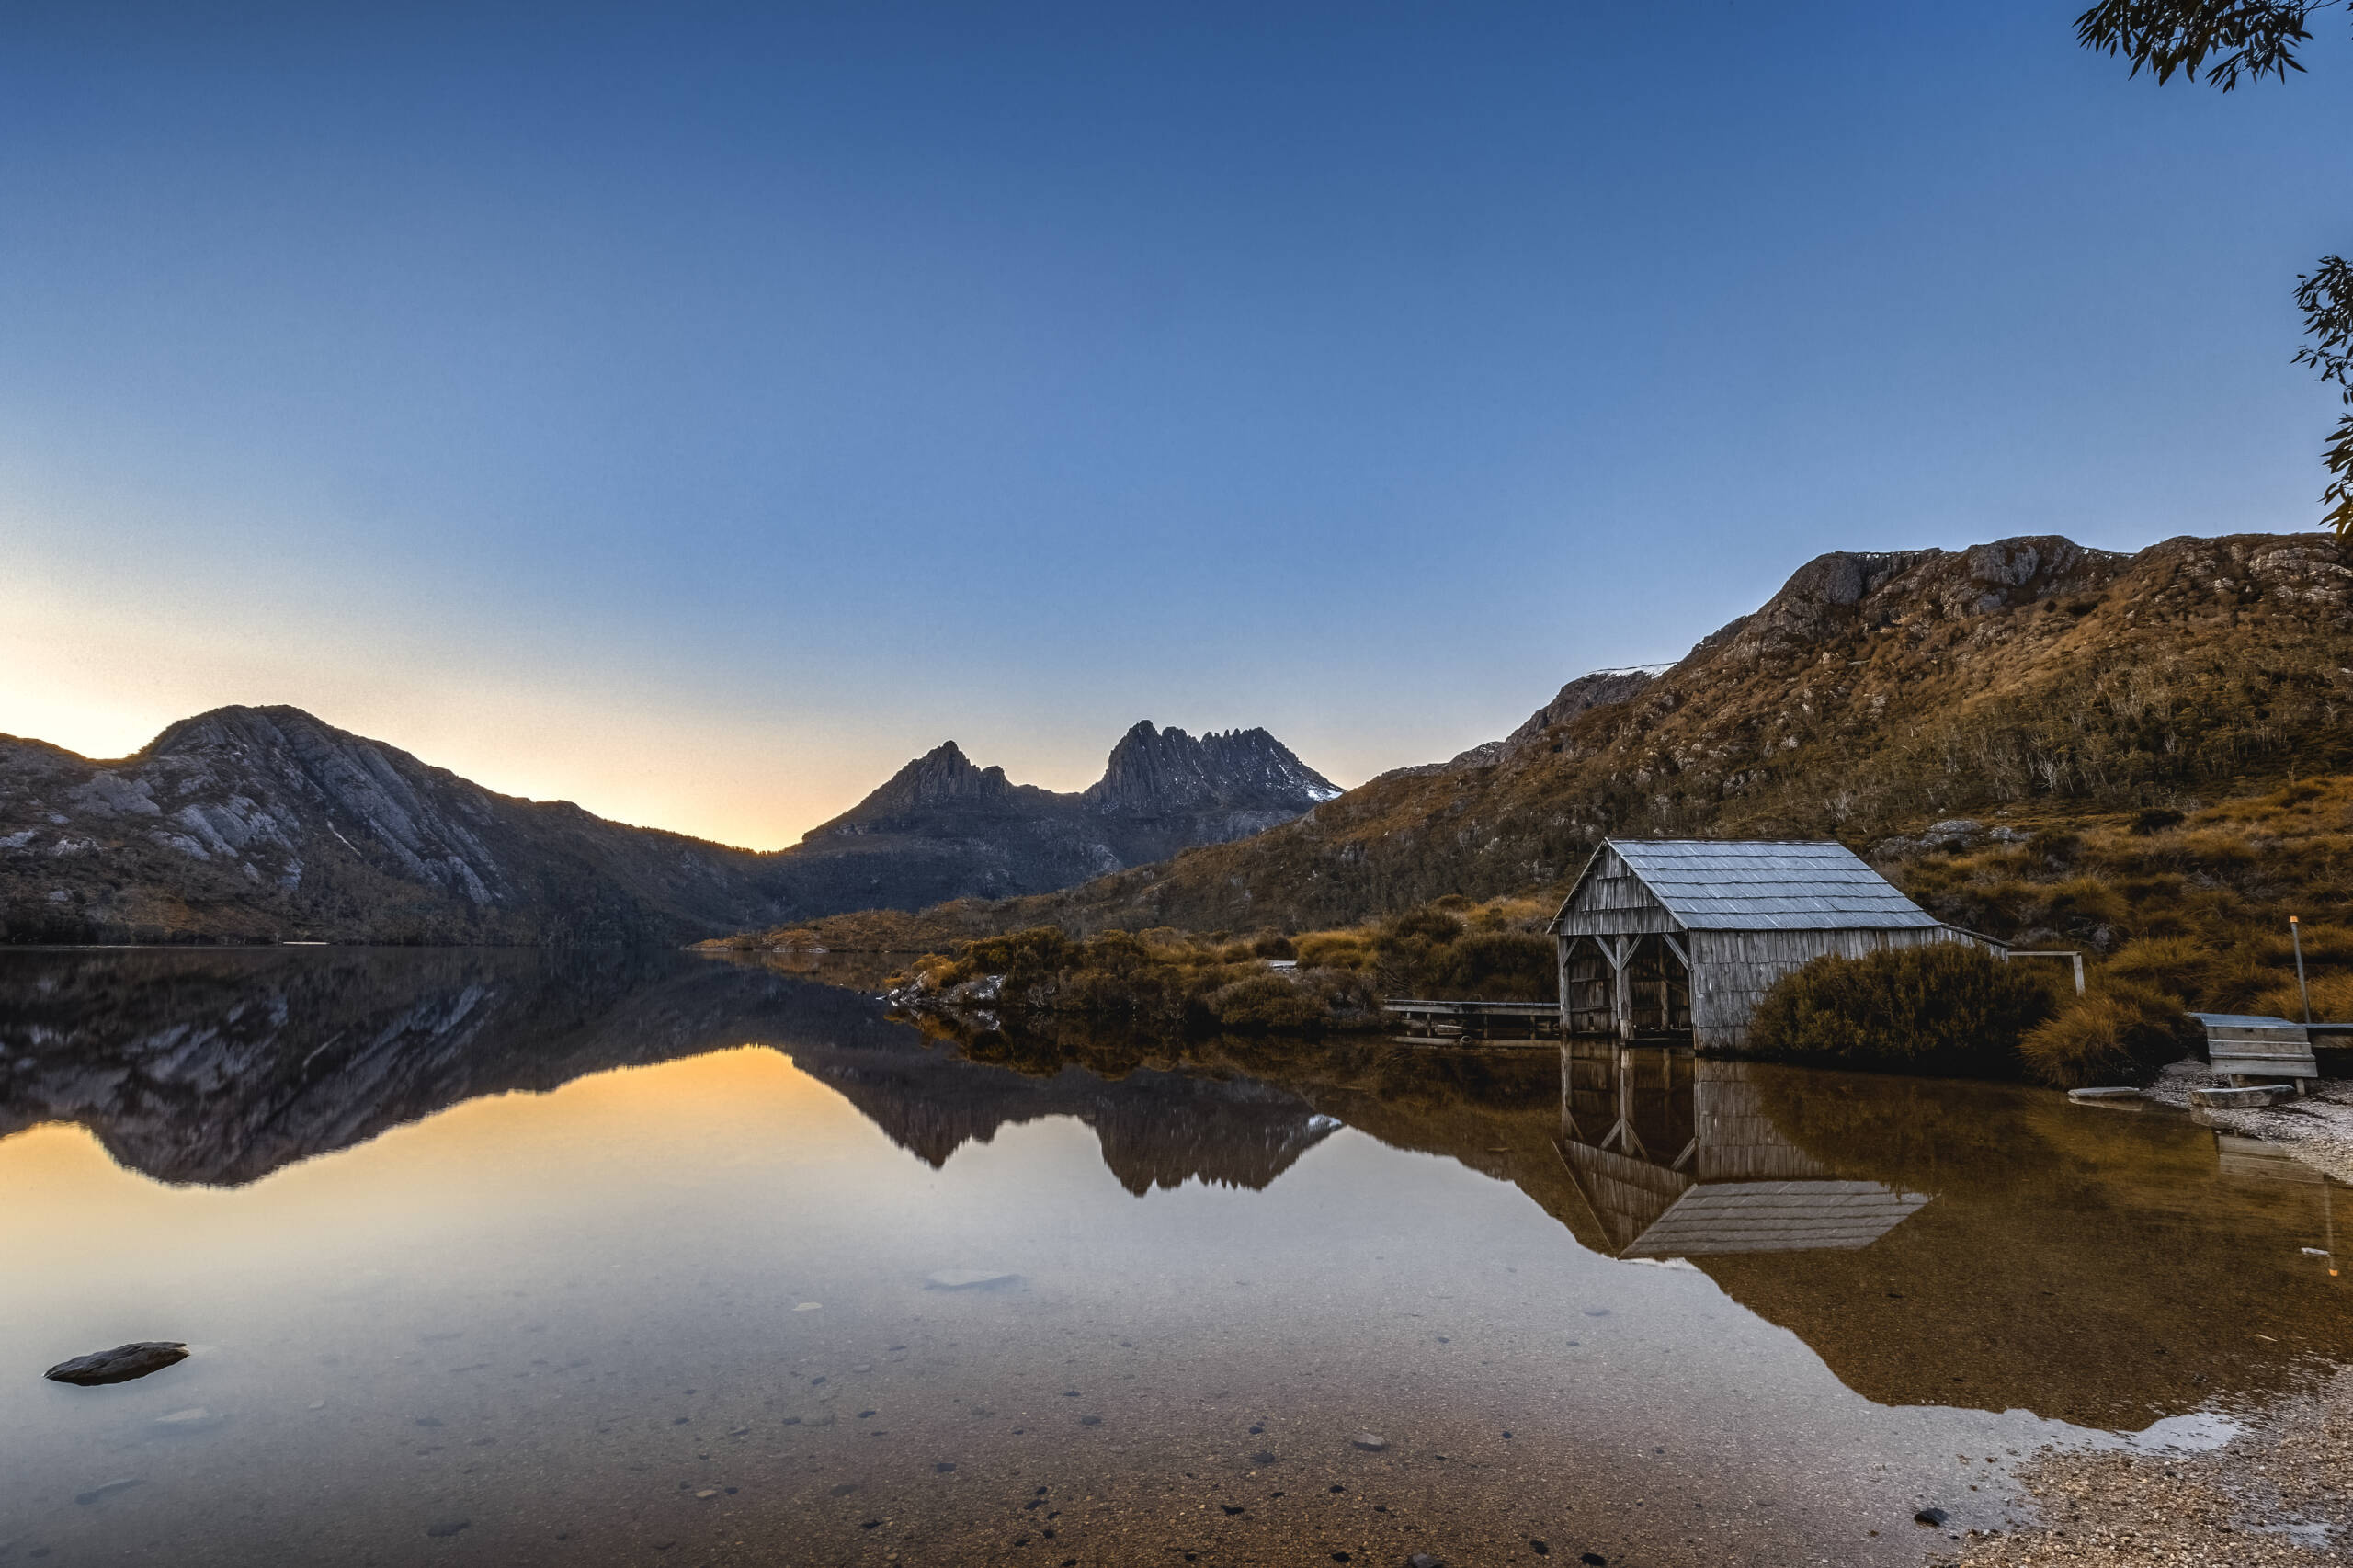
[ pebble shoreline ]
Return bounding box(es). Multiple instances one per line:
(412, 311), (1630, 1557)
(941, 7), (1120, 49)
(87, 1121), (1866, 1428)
(1942, 1366), (2353, 1567)
(2139, 1063), (2353, 1186)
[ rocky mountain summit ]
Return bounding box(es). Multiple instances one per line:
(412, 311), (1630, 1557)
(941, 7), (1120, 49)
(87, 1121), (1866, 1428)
(0, 706), (1336, 944)
(764, 721), (1338, 916)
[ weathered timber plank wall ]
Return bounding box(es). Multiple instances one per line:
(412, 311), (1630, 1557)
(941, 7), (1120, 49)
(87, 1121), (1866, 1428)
(1553, 846), (1679, 938)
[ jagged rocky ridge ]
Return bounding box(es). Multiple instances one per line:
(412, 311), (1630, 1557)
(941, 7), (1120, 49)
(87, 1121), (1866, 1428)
(0, 710), (1335, 944)
(883, 532), (2353, 935)
(769, 722), (1339, 917)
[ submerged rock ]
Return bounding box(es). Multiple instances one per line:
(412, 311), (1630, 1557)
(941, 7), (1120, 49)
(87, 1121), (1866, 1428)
(1351, 1432), (1389, 1452)
(74, 1478), (141, 1506)
(151, 1407), (226, 1434)
(43, 1343), (188, 1387)
(925, 1269), (1018, 1290)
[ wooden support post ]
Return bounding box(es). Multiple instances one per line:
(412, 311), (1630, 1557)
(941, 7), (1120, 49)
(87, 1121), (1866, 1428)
(1612, 937), (1632, 1040)
(2293, 915), (2313, 1025)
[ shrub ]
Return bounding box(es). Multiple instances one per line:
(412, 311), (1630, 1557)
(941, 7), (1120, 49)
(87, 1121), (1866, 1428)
(1373, 906), (1469, 994)
(2027, 829), (2083, 863)
(1422, 929), (1556, 1002)
(1746, 942), (2055, 1078)
(955, 926), (1078, 1001)
(1295, 931), (1373, 971)
(2019, 981), (2205, 1087)
(1205, 973), (1324, 1031)
(2249, 971), (2353, 1024)
(2101, 937), (2211, 1002)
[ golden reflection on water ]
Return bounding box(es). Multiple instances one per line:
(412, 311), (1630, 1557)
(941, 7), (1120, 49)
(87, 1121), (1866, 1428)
(1, 1048), (859, 1255)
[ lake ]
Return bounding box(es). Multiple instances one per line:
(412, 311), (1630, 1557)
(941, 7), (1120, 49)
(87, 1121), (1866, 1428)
(2, 948), (2346, 1566)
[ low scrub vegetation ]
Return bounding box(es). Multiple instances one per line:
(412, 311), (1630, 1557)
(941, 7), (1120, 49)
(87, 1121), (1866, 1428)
(1746, 945), (2058, 1079)
(886, 897), (1554, 1037)
(2018, 981), (2209, 1089)
(1749, 942), (2203, 1086)
(731, 771), (2353, 1075)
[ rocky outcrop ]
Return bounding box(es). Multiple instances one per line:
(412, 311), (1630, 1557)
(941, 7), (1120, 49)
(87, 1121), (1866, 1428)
(835, 743), (1019, 822)
(1493, 668), (1661, 758)
(1086, 722), (1341, 816)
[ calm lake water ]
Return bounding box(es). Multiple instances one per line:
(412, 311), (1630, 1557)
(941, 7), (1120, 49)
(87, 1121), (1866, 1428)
(2, 949), (2346, 1567)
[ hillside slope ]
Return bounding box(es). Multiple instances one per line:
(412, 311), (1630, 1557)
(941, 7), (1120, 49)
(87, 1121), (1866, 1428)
(828, 532), (2353, 938)
(0, 706), (788, 944)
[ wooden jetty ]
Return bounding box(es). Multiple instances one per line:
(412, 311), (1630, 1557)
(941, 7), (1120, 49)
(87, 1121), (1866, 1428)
(1382, 999), (1562, 1047)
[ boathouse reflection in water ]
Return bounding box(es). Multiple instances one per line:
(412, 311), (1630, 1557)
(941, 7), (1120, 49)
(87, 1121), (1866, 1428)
(1557, 1041), (1929, 1258)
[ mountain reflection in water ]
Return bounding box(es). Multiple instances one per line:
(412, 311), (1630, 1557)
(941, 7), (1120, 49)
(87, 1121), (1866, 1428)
(1, 948), (2347, 1567)
(0, 947), (1340, 1195)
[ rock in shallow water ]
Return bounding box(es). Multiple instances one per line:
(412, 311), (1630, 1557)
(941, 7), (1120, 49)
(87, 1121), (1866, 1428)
(1351, 1432), (1389, 1452)
(925, 1269), (1018, 1290)
(43, 1343), (188, 1387)
(74, 1478), (141, 1506)
(152, 1406), (226, 1434)
(1914, 1506), (1949, 1526)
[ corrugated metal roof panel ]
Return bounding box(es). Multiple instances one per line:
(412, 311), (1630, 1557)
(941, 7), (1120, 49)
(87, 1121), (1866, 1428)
(1556, 838), (1942, 933)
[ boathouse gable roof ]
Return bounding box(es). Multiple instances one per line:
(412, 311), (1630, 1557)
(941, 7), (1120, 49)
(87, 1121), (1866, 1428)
(1548, 838), (1944, 936)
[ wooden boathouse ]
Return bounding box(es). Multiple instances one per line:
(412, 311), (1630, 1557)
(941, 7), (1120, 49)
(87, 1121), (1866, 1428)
(1548, 839), (1988, 1051)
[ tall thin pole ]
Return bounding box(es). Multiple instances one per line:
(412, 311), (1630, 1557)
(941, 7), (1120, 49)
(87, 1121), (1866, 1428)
(2293, 915), (2313, 1026)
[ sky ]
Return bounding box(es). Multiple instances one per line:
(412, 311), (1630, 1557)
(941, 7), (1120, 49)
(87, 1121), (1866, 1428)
(3, 2), (2348, 849)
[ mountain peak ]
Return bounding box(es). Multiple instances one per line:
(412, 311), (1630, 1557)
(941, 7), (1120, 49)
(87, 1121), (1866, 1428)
(829, 741), (1013, 827)
(1087, 722), (1339, 814)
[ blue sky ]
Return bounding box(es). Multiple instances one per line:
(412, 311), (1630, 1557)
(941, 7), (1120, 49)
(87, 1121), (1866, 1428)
(4, 2), (2347, 847)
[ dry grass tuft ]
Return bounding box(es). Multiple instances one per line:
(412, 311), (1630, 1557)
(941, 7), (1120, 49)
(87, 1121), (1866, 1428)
(2018, 981), (2205, 1088)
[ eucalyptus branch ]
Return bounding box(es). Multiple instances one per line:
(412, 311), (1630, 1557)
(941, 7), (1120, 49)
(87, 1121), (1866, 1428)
(2075, 0), (2338, 89)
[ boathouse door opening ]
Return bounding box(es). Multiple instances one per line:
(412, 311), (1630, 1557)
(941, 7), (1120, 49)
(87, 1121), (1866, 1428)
(1561, 932), (1692, 1042)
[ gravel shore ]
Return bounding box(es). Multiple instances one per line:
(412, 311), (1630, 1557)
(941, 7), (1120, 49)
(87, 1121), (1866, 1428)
(2139, 1063), (2353, 1186)
(1942, 1365), (2353, 1566)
